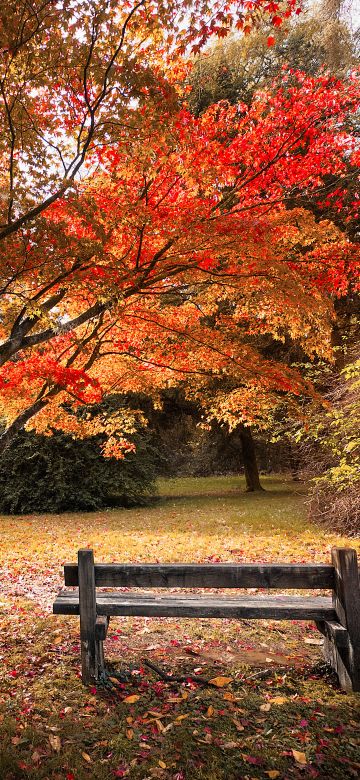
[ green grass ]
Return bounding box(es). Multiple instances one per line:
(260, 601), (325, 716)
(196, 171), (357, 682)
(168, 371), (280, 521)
(0, 475), (359, 779)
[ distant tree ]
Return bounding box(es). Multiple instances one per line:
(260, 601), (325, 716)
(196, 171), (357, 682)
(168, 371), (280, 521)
(188, 1), (357, 114)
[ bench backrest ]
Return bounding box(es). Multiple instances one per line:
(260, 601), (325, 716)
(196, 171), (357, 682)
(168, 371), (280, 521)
(64, 553), (335, 590)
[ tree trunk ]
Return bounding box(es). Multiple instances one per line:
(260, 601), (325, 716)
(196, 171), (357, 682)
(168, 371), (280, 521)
(288, 444), (301, 482)
(239, 425), (264, 492)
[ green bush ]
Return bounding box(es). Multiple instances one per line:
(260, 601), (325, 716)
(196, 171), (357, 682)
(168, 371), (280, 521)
(0, 428), (157, 514)
(307, 358), (360, 535)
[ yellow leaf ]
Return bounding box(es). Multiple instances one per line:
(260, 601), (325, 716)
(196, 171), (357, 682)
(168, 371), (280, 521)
(126, 716), (133, 724)
(126, 729), (134, 740)
(223, 691), (234, 701)
(206, 705), (214, 717)
(48, 735), (61, 753)
(181, 690), (188, 700)
(158, 760), (167, 768)
(81, 752), (91, 763)
(156, 719), (165, 732)
(260, 703), (271, 712)
(123, 694), (140, 704)
(175, 714), (189, 721)
(53, 636), (62, 645)
(209, 676), (233, 688)
(266, 772), (280, 779)
(270, 696), (287, 705)
(292, 749), (307, 765)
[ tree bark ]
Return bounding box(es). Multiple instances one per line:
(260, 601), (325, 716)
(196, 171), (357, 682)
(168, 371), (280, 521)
(288, 444), (301, 482)
(239, 425), (264, 492)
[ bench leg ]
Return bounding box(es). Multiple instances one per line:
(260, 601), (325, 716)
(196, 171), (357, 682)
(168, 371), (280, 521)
(78, 549), (98, 684)
(97, 639), (105, 677)
(330, 548), (360, 692)
(95, 616), (109, 678)
(323, 635), (356, 692)
(316, 620), (353, 691)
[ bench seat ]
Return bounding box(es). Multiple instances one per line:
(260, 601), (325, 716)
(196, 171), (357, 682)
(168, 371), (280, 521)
(54, 589), (336, 621)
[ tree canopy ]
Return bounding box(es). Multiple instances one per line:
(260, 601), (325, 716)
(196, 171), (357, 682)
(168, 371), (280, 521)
(0, 1), (359, 457)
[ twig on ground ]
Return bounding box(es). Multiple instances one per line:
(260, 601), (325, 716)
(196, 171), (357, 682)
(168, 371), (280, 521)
(245, 666), (289, 681)
(142, 657), (211, 686)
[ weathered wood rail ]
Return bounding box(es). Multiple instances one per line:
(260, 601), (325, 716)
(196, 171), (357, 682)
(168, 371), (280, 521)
(53, 548), (360, 691)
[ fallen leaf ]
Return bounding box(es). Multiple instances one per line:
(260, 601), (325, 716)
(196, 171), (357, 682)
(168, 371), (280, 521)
(49, 735), (61, 753)
(123, 694), (140, 704)
(242, 753), (263, 765)
(209, 676), (233, 688)
(82, 752), (91, 763)
(304, 637), (324, 646)
(266, 772), (280, 779)
(232, 718), (244, 731)
(223, 691), (234, 701)
(175, 714), (189, 721)
(270, 696), (287, 705)
(206, 705), (214, 717)
(260, 703), (271, 712)
(158, 760), (167, 769)
(126, 729), (134, 740)
(292, 749), (307, 765)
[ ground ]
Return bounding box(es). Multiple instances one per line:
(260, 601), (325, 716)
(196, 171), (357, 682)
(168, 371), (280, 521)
(0, 475), (359, 780)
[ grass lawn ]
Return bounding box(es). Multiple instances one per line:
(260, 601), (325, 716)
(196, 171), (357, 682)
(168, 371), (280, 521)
(0, 475), (359, 780)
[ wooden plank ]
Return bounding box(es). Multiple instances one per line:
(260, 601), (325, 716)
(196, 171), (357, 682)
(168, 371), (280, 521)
(315, 620), (349, 648)
(331, 548), (360, 692)
(64, 562), (335, 589)
(53, 591), (79, 615)
(78, 549), (98, 685)
(53, 590), (336, 621)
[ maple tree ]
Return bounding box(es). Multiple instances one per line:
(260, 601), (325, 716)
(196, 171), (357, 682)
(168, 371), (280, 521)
(1, 2), (359, 456)
(0, 0), (303, 246)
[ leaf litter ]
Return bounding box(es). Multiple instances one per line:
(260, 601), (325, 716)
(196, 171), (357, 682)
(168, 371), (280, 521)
(0, 475), (360, 779)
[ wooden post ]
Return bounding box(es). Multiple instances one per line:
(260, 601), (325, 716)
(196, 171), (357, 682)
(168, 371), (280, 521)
(329, 548), (360, 692)
(78, 549), (98, 684)
(95, 616), (109, 679)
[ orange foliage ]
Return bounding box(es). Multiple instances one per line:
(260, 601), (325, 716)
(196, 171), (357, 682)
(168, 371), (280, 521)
(0, 66), (359, 453)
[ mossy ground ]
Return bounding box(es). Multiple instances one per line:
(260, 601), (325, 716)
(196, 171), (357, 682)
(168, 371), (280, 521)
(0, 476), (359, 779)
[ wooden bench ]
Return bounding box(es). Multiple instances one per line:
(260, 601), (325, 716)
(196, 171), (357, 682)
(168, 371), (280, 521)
(53, 547), (360, 692)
